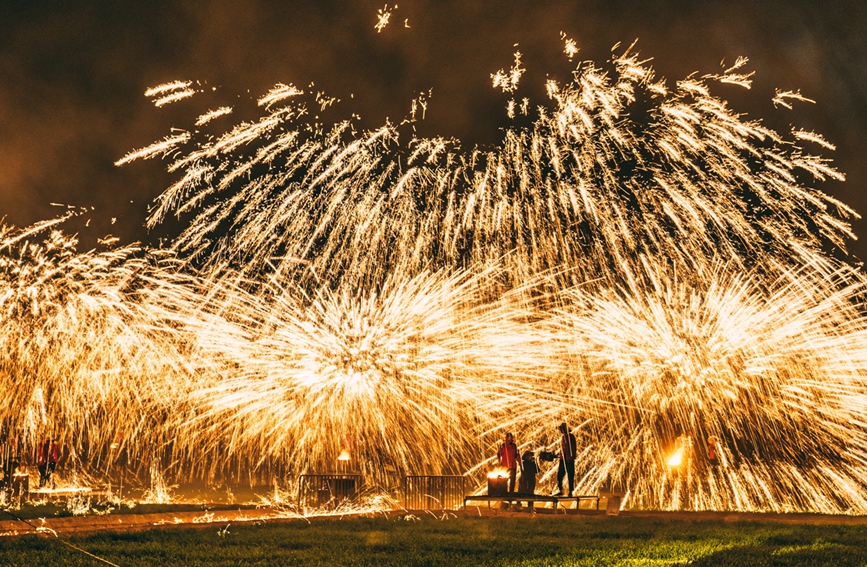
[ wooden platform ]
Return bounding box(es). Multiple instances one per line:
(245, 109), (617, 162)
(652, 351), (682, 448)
(464, 493), (600, 512)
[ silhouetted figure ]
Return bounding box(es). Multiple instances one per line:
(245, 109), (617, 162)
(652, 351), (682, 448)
(518, 451), (538, 511)
(46, 439), (60, 488)
(555, 422), (576, 496)
(708, 436), (720, 467)
(36, 438), (49, 488)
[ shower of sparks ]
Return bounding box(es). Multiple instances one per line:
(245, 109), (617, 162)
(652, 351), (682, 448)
(145, 81), (193, 98)
(375, 4), (394, 33)
(145, 81), (198, 107)
(491, 51), (525, 93)
(114, 132), (192, 166)
(793, 128), (837, 151)
(195, 107), (234, 127)
(409, 90), (431, 122)
(773, 89), (817, 109)
(705, 57), (754, 89)
(561, 32), (579, 60)
(258, 83), (304, 109)
(151, 89), (197, 107)
(4, 44), (867, 514)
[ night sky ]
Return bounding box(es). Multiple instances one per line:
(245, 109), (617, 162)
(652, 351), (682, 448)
(2, 1), (866, 260)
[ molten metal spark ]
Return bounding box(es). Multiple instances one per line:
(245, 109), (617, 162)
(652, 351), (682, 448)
(4, 44), (867, 515)
(375, 5), (394, 33)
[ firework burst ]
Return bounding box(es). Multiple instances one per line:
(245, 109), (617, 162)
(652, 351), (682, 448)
(3, 42), (867, 514)
(540, 260), (867, 511)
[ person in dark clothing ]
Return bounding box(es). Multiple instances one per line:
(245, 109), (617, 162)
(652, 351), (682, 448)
(519, 451), (538, 492)
(518, 451), (538, 511)
(46, 439), (60, 489)
(555, 422), (577, 496)
(36, 438), (49, 488)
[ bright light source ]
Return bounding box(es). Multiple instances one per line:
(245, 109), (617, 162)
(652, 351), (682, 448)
(487, 467), (509, 479)
(667, 448), (684, 468)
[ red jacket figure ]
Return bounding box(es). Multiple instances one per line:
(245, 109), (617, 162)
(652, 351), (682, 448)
(497, 433), (520, 493)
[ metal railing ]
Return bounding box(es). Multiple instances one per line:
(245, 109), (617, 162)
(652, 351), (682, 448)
(403, 475), (466, 510)
(297, 474), (363, 509)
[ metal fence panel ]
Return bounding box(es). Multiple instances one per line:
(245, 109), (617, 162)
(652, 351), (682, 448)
(298, 474), (363, 508)
(403, 475), (466, 510)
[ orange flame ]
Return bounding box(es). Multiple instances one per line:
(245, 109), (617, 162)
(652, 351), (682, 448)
(487, 467), (509, 479)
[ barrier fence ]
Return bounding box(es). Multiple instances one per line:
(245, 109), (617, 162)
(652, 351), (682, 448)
(297, 473), (363, 508)
(403, 475), (466, 510)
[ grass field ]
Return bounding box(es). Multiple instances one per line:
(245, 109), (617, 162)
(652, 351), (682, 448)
(3, 514), (867, 566)
(4, 500), (260, 520)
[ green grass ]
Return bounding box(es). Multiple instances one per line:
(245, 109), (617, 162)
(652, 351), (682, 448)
(2, 515), (867, 566)
(2, 501), (261, 520)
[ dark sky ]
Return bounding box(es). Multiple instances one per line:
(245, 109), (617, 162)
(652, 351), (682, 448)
(2, 1), (866, 259)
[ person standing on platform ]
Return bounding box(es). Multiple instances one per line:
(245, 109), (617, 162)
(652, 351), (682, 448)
(518, 451), (539, 511)
(555, 422), (577, 496)
(519, 451), (538, 494)
(496, 432), (520, 494)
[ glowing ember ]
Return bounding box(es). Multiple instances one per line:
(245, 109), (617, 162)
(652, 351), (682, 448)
(374, 4), (394, 33)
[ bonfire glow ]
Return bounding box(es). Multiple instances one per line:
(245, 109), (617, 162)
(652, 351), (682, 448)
(488, 468), (509, 479)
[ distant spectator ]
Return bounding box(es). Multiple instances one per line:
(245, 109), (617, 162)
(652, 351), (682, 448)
(707, 436), (720, 467)
(36, 438), (49, 488)
(46, 439), (60, 488)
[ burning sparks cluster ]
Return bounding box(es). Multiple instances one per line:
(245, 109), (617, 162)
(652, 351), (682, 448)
(4, 46), (867, 514)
